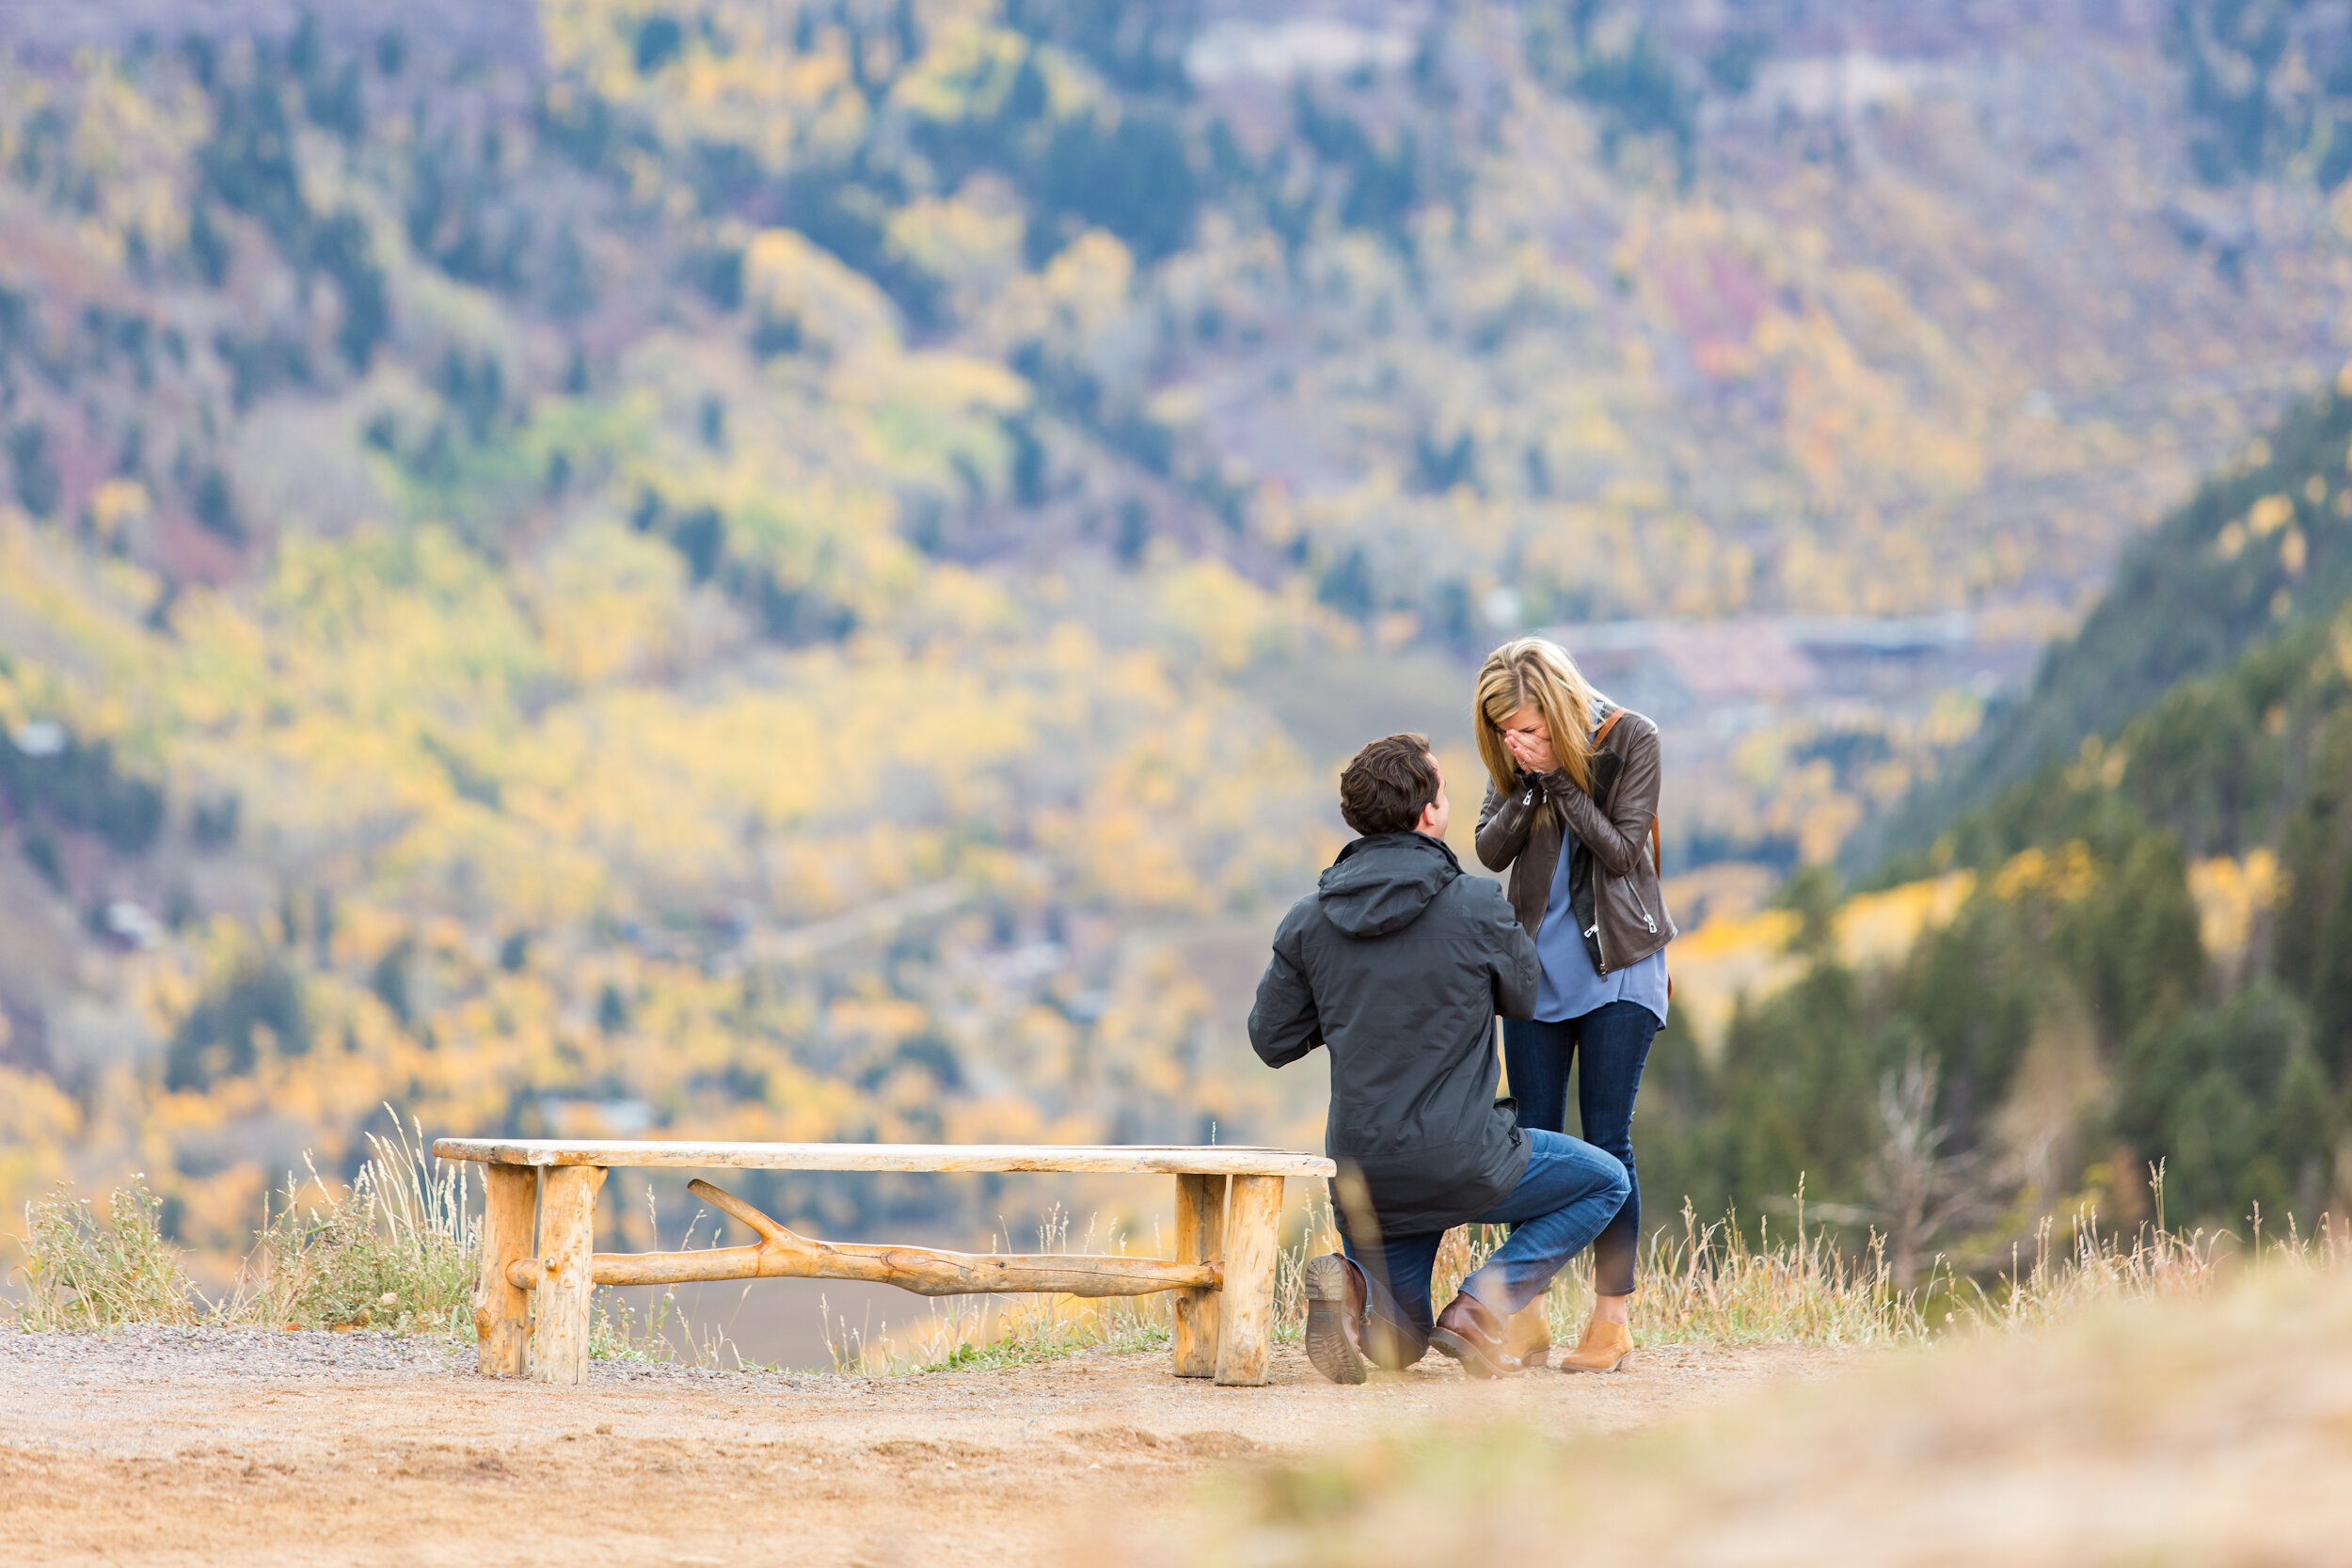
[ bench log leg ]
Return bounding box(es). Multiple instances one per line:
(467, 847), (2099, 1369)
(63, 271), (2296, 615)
(1169, 1173), (1227, 1378)
(474, 1163), (537, 1377)
(1214, 1175), (1283, 1386)
(532, 1164), (606, 1385)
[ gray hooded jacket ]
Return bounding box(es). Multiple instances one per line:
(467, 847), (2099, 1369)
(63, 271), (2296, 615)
(1248, 832), (1540, 1235)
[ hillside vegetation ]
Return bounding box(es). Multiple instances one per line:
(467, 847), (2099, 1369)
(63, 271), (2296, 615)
(4, 1), (2352, 1263)
(1648, 382), (2352, 1267)
(1874, 378), (2352, 864)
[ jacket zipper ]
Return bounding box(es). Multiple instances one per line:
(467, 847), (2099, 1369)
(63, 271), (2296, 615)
(1585, 867), (1660, 977)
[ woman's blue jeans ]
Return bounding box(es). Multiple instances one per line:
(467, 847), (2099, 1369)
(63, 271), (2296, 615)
(1337, 1129), (1629, 1370)
(1503, 1000), (1659, 1297)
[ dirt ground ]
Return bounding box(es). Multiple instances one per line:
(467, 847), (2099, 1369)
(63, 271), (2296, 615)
(1090, 1272), (2352, 1568)
(0, 1329), (1862, 1566)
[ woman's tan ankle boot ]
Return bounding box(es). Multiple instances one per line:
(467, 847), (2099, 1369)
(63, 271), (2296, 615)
(1558, 1318), (1634, 1373)
(1503, 1302), (1552, 1369)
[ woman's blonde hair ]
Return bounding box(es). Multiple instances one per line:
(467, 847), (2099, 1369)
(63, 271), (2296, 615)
(1473, 636), (1607, 800)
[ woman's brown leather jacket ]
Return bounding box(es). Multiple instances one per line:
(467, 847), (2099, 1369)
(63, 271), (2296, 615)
(1474, 705), (1677, 976)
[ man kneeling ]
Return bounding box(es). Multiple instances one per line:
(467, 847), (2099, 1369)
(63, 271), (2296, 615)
(1249, 733), (1630, 1381)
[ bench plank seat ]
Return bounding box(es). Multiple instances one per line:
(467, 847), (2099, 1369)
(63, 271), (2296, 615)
(433, 1139), (1332, 1178)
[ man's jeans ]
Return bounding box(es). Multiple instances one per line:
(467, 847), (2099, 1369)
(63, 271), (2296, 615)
(1503, 1000), (1661, 1297)
(1338, 1129), (1629, 1370)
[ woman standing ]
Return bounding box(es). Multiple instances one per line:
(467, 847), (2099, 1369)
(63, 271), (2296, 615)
(1472, 636), (1676, 1372)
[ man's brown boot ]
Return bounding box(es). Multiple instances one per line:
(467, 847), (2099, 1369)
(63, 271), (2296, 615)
(1557, 1317), (1635, 1373)
(1429, 1292), (1519, 1378)
(1302, 1253), (1370, 1385)
(1503, 1301), (1552, 1370)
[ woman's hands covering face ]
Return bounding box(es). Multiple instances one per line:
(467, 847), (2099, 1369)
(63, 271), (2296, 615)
(1499, 708), (1557, 776)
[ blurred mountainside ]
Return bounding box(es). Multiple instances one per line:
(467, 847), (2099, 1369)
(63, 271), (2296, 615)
(1874, 376), (2352, 865)
(5, 0), (2352, 1257)
(1644, 378), (2352, 1266)
(0, 1), (542, 71)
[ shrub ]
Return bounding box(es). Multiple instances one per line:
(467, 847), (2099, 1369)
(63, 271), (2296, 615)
(14, 1182), (200, 1329)
(227, 1121), (477, 1334)
(9, 1116), (477, 1337)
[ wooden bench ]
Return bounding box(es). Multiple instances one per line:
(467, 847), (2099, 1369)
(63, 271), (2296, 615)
(430, 1139), (1335, 1387)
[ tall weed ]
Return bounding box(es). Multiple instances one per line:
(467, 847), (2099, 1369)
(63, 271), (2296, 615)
(8, 1111), (476, 1335)
(1589, 1199), (1929, 1348)
(225, 1117), (477, 1334)
(12, 1180), (201, 1329)
(1953, 1169), (2350, 1333)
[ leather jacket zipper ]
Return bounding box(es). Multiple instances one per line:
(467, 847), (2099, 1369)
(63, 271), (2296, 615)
(1586, 867), (1660, 977)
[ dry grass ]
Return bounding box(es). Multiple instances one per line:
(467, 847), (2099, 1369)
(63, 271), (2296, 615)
(853, 1173), (2336, 1373)
(1280, 1186), (1931, 1355)
(815, 1207), (1176, 1375)
(8, 1113), (476, 1336)
(818, 1185), (1935, 1377)
(1952, 1173), (2352, 1333)
(579, 1193), (751, 1367)
(1545, 1199), (1931, 1348)
(12, 1180), (201, 1331)
(14, 1146), (2340, 1380)
(227, 1118), (479, 1335)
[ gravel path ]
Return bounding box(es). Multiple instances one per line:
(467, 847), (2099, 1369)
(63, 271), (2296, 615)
(0, 1325), (771, 1389)
(1, 1327), (478, 1386)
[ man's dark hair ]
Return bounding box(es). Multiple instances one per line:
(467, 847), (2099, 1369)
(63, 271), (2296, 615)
(1339, 733), (1440, 837)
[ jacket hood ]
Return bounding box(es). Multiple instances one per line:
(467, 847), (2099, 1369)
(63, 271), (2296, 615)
(1317, 832), (1461, 938)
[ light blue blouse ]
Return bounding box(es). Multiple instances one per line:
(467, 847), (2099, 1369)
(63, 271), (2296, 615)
(1532, 769), (1670, 1027)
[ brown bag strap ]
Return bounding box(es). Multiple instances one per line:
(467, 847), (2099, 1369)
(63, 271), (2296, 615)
(1591, 706), (1661, 878)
